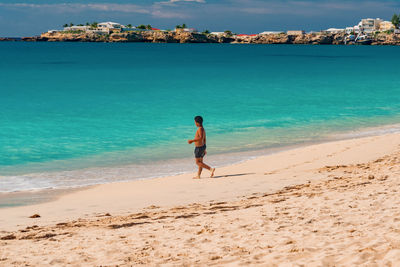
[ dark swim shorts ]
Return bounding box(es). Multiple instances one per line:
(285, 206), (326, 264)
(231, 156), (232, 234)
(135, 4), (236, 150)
(194, 145), (206, 158)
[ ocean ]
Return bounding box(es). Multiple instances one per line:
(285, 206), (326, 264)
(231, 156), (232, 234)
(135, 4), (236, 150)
(1, 42), (400, 195)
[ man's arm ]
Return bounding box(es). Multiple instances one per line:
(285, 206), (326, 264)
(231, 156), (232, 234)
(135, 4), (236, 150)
(188, 128), (204, 144)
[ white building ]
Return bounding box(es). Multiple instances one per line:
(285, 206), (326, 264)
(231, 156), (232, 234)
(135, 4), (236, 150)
(287, 30), (305, 35)
(63, 25), (90, 32)
(210, 32), (225, 35)
(346, 27), (357, 34)
(357, 18), (382, 34)
(259, 31), (283, 35)
(343, 18), (389, 35)
(175, 28), (197, 33)
(323, 28), (345, 34)
(97, 22), (124, 33)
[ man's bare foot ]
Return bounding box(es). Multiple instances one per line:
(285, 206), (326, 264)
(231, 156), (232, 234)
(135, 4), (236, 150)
(210, 168), (215, 178)
(193, 176), (200, 179)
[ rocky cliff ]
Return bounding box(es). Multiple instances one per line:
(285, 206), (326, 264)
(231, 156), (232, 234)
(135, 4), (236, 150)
(19, 31), (400, 45)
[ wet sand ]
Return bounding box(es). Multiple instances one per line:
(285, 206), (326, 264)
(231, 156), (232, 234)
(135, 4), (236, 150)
(1, 133), (399, 266)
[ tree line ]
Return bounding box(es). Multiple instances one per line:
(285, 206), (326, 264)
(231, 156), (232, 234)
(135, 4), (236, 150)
(61, 22), (232, 35)
(391, 14), (400, 28)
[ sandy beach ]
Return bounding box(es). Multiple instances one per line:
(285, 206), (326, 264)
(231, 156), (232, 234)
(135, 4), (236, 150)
(1, 132), (400, 266)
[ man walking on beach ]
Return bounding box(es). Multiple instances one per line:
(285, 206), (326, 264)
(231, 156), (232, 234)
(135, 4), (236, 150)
(188, 116), (215, 179)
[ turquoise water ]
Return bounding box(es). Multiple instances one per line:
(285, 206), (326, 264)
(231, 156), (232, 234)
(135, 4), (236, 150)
(1, 42), (400, 192)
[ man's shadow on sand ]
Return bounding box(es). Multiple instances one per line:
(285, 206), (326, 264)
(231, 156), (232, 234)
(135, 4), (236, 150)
(212, 173), (255, 179)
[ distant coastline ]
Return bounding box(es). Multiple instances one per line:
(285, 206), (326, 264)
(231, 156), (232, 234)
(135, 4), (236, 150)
(2, 15), (400, 45)
(0, 31), (397, 45)
(0, 37), (21, 41)
(3, 17), (400, 45)
(1, 31), (399, 45)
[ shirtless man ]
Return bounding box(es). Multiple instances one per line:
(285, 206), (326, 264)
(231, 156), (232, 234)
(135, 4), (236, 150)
(188, 116), (215, 179)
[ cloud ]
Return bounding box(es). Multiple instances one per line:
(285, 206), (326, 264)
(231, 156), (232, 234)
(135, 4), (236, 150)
(0, 2), (195, 18)
(217, 0), (400, 16)
(151, 9), (189, 18)
(156, 0), (206, 5)
(0, 3), (150, 13)
(1, 0), (400, 36)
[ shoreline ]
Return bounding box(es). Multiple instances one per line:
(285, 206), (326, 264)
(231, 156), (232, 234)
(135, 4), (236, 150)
(1, 132), (399, 265)
(1, 121), (400, 207)
(2, 31), (399, 45)
(0, 131), (399, 232)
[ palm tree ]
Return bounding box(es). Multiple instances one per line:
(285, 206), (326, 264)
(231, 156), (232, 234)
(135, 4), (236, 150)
(127, 24), (132, 28)
(69, 23), (74, 27)
(146, 24), (152, 30)
(392, 14), (400, 28)
(86, 22), (90, 26)
(202, 29), (210, 34)
(63, 24), (68, 28)
(224, 30), (232, 37)
(90, 22), (98, 29)
(182, 23), (187, 29)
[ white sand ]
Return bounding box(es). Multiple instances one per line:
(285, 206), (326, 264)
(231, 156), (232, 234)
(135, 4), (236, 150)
(1, 133), (399, 266)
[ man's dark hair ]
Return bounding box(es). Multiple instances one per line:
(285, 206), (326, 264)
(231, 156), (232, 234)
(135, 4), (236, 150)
(194, 116), (203, 125)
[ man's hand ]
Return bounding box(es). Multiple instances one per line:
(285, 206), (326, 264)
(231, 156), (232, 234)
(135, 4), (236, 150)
(188, 140), (193, 144)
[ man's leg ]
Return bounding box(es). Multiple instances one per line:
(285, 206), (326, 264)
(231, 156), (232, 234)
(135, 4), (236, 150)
(197, 165), (203, 178)
(196, 158), (215, 178)
(193, 158), (203, 179)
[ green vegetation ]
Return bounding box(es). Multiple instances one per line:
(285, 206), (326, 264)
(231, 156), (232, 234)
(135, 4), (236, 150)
(391, 14), (400, 28)
(383, 29), (394, 34)
(63, 22), (99, 29)
(126, 24), (133, 28)
(136, 24), (153, 30)
(90, 22), (98, 29)
(175, 24), (187, 29)
(224, 30), (232, 37)
(202, 29), (210, 34)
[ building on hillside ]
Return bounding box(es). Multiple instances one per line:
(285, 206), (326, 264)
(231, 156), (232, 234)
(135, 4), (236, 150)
(63, 25), (90, 32)
(47, 30), (59, 34)
(287, 30), (305, 35)
(345, 26), (358, 34)
(395, 29), (400, 34)
(97, 22), (125, 33)
(344, 19), (394, 35)
(210, 32), (225, 35)
(357, 18), (382, 34)
(323, 28), (345, 34)
(379, 21), (395, 31)
(259, 31), (283, 35)
(175, 28), (197, 33)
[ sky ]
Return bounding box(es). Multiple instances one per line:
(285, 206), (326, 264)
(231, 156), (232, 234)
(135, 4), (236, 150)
(0, 0), (399, 36)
